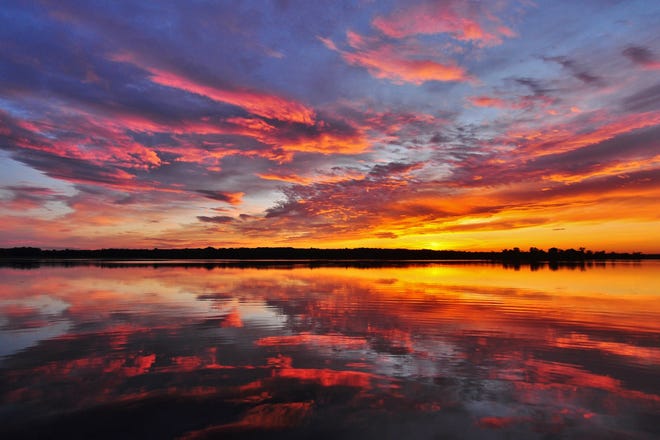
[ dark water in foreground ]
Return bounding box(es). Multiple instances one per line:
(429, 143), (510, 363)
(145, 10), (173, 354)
(1, 262), (659, 439)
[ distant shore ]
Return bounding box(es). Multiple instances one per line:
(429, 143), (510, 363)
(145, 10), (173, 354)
(1, 246), (657, 262)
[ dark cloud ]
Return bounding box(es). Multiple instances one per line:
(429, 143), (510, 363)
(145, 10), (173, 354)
(12, 150), (134, 187)
(195, 190), (242, 204)
(3, 185), (56, 194)
(368, 162), (423, 179)
(620, 82), (660, 112)
(514, 77), (554, 96)
(501, 168), (660, 205)
(429, 133), (449, 144)
(622, 46), (659, 68)
(0, 6), (238, 127)
(450, 123), (660, 188)
(530, 124), (660, 174)
(2, 185), (68, 208)
(197, 215), (235, 224)
(544, 56), (603, 85)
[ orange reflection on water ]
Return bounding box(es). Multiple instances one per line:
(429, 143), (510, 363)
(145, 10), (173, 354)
(554, 333), (660, 364)
(273, 368), (384, 389)
(256, 333), (368, 349)
(0, 261), (658, 438)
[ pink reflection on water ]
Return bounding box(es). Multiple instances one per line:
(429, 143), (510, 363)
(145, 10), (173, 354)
(0, 262), (658, 438)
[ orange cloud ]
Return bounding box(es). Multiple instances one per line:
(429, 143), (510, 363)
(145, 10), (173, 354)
(322, 32), (471, 85)
(280, 131), (370, 154)
(227, 118), (369, 156)
(468, 95), (526, 109)
(343, 50), (469, 85)
(257, 172), (314, 185)
(505, 111), (660, 158)
(258, 169), (363, 185)
(195, 190), (243, 205)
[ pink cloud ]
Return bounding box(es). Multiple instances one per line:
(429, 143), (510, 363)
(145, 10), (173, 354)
(111, 52), (316, 124)
(372, 0), (516, 46)
(322, 31), (471, 85)
(467, 94), (552, 110)
(149, 68), (315, 124)
(468, 95), (517, 109)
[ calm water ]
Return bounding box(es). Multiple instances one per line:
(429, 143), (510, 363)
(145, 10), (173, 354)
(1, 261), (659, 439)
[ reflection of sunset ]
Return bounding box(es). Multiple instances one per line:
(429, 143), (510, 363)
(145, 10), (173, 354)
(0, 263), (658, 438)
(273, 369), (381, 389)
(256, 334), (368, 349)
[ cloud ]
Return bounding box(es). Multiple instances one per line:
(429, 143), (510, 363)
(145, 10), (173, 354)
(621, 82), (660, 112)
(266, 115), (369, 155)
(318, 1), (524, 86)
(375, 232), (398, 239)
(321, 32), (471, 85)
(110, 53), (316, 125)
(233, 116), (660, 243)
(344, 51), (469, 85)
(441, 217), (549, 233)
(622, 46), (660, 70)
(195, 190), (244, 205)
(454, 122), (660, 188)
(1, 185), (68, 210)
(544, 56), (603, 86)
(372, 0), (516, 46)
(514, 77), (554, 97)
(468, 95), (529, 109)
(1, 0), (659, 250)
(197, 215), (235, 224)
(252, 161), (449, 240)
(502, 169), (660, 205)
(13, 149), (137, 188)
(529, 125), (660, 177)
(368, 161), (424, 178)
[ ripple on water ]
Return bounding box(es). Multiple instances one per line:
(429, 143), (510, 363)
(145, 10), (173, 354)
(0, 263), (658, 439)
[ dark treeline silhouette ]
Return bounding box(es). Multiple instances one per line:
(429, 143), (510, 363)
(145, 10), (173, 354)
(0, 260), (479, 271)
(0, 246), (654, 262)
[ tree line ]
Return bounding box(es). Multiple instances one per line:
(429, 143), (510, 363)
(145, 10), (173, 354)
(0, 246), (653, 261)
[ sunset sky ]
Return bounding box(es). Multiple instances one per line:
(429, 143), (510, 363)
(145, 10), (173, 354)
(1, 0), (659, 251)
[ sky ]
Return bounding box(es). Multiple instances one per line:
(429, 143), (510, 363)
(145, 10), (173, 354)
(0, 0), (659, 252)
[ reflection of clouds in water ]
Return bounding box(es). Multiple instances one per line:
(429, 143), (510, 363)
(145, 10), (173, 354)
(0, 295), (70, 326)
(0, 321), (70, 358)
(0, 264), (659, 438)
(236, 301), (287, 330)
(0, 295), (71, 358)
(369, 338), (461, 379)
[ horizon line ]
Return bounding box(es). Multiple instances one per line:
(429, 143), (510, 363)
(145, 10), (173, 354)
(2, 246), (658, 257)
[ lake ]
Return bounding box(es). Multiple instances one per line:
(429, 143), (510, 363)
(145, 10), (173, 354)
(1, 261), (659, 439)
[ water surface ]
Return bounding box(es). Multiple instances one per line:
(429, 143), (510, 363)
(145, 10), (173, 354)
(1, 262), (659, 439)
